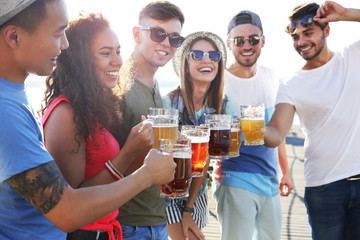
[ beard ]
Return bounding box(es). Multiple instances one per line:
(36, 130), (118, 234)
(235, 55), (258, 67)
(299, 32), (326, 61)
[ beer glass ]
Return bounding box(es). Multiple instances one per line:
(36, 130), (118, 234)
(158, 138), (192, 198)
(147, 108), (179, 149)
(205, 114), (231, 159)
(229, 116), (241, 157)
(181, 128), (209, 177)
(240, 104), (265, 146)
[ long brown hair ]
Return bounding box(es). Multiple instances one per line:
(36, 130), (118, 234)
(171, 36), (225, 124)
(41, 13), (124, 145)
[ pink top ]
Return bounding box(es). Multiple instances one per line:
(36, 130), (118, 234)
(42, 96), (122, 240)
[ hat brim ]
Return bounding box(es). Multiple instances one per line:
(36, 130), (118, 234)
(172, 31), (227, 77)
(0, 0), (36, 26)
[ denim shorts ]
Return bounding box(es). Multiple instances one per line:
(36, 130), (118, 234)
(121, 224), (167, 240)
(304, 177), (360, 240)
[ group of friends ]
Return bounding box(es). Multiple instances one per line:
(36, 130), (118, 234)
(0, 0), (359, 240)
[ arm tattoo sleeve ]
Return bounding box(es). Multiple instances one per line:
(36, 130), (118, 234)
(7, 161), (69, 214)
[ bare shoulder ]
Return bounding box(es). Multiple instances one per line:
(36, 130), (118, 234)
(7, 161), (68, 215)
(47, 101), (75, 123)
(43, 100), (80, 150)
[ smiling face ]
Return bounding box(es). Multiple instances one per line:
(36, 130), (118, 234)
(227, 23), (264, 68)
(290, 22), (328, 61)
(136, 17), (182, 68)
(186, 39), (219, 86)
(91, 27), (122, 89)
(16, 0), (69, 77)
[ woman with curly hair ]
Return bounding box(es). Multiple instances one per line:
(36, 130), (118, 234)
(41, 13), (155, 240)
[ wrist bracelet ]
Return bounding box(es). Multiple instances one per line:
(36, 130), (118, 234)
(183, 206), (194, 213)
(107, 160), (125, 179)
(104, 162), (122, 181)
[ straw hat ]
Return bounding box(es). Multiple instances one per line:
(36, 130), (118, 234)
(0, 0), (36, 26)
(172, 31), (227, 77)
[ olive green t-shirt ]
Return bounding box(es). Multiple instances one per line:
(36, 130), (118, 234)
(116, 78), (165, 226)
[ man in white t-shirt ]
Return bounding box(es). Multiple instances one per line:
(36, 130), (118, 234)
(212, 10), (293, 240)
(265, 2), (360, 239)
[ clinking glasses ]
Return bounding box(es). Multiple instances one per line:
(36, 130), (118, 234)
(139, 25), (185, 48)
(228, 35), (262, 47)
(187, 50), (221, 63)
(285, 15), (314, 35)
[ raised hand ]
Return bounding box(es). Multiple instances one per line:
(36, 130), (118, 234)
(141, 149), (176, 185)
(315, 1), (347, 23)
(122, 117), (154, 159)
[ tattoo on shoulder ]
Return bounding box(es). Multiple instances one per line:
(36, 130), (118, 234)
(7, 161), (69, 215)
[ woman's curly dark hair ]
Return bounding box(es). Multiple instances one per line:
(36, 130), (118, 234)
(40, 12), (125, 146)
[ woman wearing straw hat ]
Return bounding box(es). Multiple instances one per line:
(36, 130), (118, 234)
(163, 31), (235, 240)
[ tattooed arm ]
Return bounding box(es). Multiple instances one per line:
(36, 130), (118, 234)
(7, 151), (175, 232)
(7, 161), (68, 215)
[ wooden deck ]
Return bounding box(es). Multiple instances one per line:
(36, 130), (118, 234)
(202, 125), (311, 240)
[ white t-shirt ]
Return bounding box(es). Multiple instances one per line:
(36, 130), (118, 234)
(224, 65), (278, 116)
(276, 40), (360, 187)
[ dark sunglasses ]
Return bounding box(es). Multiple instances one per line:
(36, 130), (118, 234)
(139, 25), (185, 48)
(187, 50), (221, 63)
(286, 15), (314, 35)
(229, 35), (262, 47)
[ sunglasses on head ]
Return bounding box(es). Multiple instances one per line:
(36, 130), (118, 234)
(139, 25), (185, 48)
(187, 50), (221, 63)
(286, 15), (314, 35)
(228, 35), (262, 47)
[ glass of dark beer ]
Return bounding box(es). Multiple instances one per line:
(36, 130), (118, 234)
(205, 114), (232, 159)
(158, 138), (192, 198)
(181, 128), (209, 177)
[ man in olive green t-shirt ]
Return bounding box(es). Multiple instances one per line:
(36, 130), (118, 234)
(116, 1), (185, 239)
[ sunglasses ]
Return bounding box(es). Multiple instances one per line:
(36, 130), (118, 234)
(228, 35), (262, 47)
(286, 15), (314, 35)
(187, 50), (221, 63)
(139, 25), (185, 48)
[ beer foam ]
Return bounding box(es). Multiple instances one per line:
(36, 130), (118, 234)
(188, 136), (209, 143)
(241, 117), (264, 121)
(173, 152), (192, 159)
(153, 124), (178, 127)
(210, 127), (230, 130)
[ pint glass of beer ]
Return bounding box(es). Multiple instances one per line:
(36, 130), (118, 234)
(158, 138), (192, 198)
(181, 128), (209, 177)
(229, 116), (241, 157)
(147, 108), (179, 149)
(205, 114), (231, 159)
(240, 104), (265, 146)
